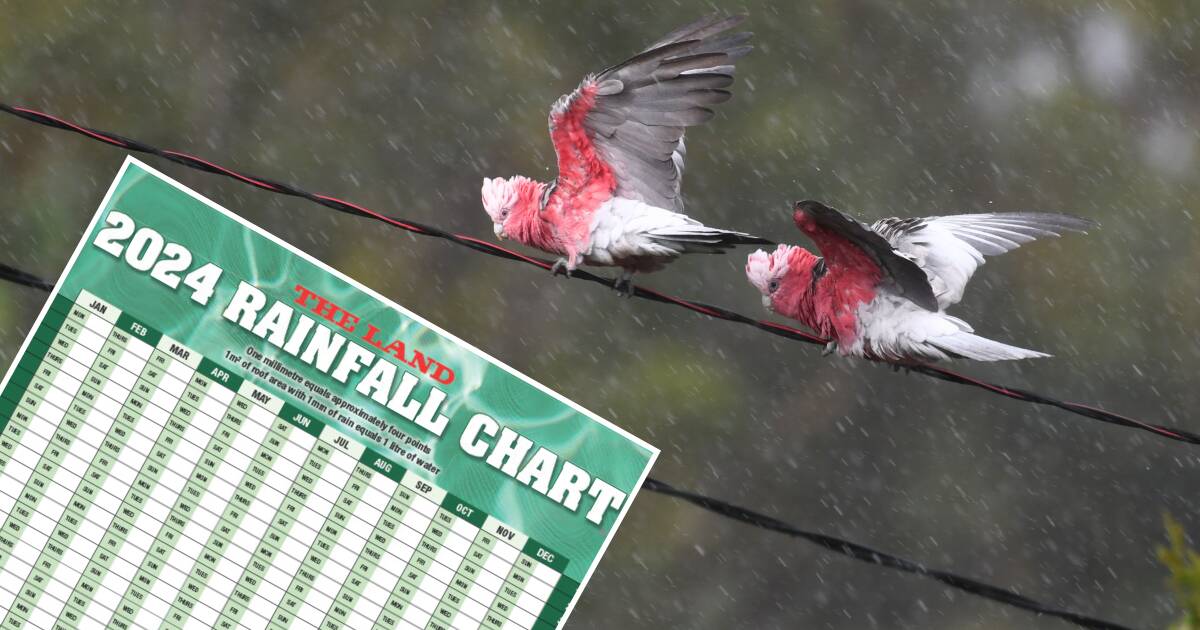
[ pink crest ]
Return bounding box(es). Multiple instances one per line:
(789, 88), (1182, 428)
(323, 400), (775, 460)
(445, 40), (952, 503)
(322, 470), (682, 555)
(480, 177), (521, 222)
(745, 245), (796, 294)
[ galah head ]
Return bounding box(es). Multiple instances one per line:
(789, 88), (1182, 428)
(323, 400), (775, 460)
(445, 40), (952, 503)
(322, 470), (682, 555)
(745, 244), (823, 313)
(481, 176), (540, 240)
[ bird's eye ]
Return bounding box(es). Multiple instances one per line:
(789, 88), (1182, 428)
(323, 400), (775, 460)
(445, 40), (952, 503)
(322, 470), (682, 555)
(767, 279), (780, 293)
(500, 209), (510, 220)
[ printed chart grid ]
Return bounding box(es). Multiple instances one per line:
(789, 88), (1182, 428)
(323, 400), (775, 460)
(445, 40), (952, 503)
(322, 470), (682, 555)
(0, 290), (578, 630)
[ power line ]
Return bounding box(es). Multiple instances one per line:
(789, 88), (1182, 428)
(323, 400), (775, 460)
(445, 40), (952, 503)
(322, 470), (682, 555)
(643, 478), (1137, 630)
(0, 263), (54, 292)
(1, 104), (1191, 448)
(0, 109), (1144, 630)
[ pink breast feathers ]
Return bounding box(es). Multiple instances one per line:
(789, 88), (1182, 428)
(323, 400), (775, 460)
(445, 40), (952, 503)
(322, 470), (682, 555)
(795, 212), (882, 345)
(547, 81), (618, 265)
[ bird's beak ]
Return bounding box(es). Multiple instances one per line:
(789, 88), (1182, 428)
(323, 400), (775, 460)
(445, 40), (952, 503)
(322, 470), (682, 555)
(761, 295), (772, 310)
(494, 223), (507, 240)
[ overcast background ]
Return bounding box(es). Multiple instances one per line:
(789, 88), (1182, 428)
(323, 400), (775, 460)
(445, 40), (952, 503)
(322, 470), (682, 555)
(1, 1), (1198, 628)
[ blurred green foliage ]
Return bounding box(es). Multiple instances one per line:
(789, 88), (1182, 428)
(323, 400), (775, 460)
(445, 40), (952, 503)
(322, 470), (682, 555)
(1162, 515), (1200, 630)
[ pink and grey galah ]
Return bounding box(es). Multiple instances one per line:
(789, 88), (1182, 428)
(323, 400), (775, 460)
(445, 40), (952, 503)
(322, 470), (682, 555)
(481, 14), (770, 295)
(746, 201), (1097, 362)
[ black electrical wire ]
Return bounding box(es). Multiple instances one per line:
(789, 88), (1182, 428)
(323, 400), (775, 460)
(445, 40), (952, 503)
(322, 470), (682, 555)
(642, 478), (1137, 630)
(0, 103), (1193, 447)
(2, 103), (1191, 448)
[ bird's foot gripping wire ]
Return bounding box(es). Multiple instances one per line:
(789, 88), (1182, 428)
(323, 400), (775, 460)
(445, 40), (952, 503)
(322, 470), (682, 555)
(550, 258), (573, 278)
(822, 340), (838, 357)
(887, 359), (916, 374)
(613, 271), (636, 298)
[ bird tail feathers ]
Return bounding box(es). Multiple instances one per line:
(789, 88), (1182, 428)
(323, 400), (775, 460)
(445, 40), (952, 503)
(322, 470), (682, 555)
(930, 332), (1050, 361)
(648, 225), (772, 253)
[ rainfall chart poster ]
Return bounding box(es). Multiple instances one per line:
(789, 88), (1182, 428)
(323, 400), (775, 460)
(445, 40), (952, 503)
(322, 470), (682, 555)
(0, 156), (658, 630)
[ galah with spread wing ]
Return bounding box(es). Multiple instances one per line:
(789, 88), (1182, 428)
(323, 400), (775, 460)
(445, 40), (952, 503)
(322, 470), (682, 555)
(746, 200), (1097, 362)
(481, 14), (771, 295)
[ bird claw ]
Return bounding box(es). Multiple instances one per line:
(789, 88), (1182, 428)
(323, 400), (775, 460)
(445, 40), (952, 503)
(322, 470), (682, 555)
(613, 275), (635, 298)
(822, 341), (838, 357)
(550, 258), (573, 278)
(889, 361), (913, 375)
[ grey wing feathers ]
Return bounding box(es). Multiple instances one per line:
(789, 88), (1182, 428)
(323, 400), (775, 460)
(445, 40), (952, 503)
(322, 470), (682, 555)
(913, 213), (1096, 255)
(581, 14), (752, 212)
(637, 13), (748, 53)
(873, 212), (1097, 308)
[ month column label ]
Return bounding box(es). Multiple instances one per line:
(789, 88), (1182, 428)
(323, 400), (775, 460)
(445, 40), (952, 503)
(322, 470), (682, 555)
(217, 402), (323, 629)
(54, 310), (156, 628)
(0, 295), (112, 621)
(8, 303), (151, 629)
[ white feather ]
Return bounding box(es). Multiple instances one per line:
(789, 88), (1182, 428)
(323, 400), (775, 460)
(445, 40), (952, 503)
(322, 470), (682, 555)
(851, 294), (1049, 361)
(583, 197), (745, 272)
(874, 213), (1095, 309)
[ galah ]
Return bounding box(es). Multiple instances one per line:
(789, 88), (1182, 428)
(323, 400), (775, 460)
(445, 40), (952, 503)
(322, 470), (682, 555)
(480, 14), (770, 295)
(745, 200), (1097, 362)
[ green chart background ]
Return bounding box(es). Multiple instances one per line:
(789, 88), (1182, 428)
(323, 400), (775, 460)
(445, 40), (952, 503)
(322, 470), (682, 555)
(52, 158), (658, 585)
